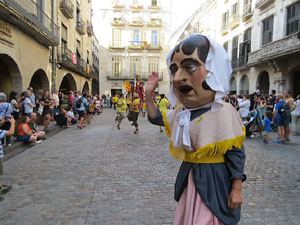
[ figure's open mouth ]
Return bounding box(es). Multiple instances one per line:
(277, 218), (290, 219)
(178, 85), (193, 95)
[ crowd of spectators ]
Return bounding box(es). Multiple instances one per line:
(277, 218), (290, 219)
(225, 87), (300, 144)
(0, 88), (105, 147)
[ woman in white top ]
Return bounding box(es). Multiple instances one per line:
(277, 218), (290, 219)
(9, 91), (21, 120)
(239, 95), (251, 121)
(292, 95), (300, 135)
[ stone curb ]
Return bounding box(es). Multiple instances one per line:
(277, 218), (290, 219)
(3, 124), (66, 162)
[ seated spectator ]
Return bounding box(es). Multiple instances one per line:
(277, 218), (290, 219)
(16, 116), (41, 144)
(29, 113), (45, 140)
(67, 107), (77, 125)
(56, 108), (72, 128)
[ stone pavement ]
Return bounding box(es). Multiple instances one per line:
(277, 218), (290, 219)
(0, 109), (299, 225)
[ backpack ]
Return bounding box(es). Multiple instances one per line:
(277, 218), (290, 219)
(280, 101), (291, 118)
(76, 97), (83, 108)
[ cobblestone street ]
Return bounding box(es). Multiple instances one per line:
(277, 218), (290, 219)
(0, 109), (299, 225)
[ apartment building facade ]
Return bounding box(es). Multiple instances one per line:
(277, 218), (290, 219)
(175, 0), (300, 97)
(0, 0), (95, 98)
(97, 0), (171, 97)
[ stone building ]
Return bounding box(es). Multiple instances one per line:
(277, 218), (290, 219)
(174, 0), (300, 97)
(92, 34), (100, 95)
(0, 0), (95, 98)
(95, 0), (171, 96)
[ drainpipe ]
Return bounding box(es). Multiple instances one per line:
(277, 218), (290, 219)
(51, 0), (56, 94)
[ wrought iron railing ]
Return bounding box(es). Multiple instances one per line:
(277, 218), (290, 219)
(4, 0), (59, 43)
(60, 0), (74, 19)
(86, 21), (92, 36)
(76, 18), (85, 35)
(106, 72), (163, 81)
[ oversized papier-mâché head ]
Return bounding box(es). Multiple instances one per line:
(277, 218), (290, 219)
(167, 35), (232, 112)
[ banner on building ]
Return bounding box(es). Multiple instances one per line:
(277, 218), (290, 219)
(72, 54), (77, 64)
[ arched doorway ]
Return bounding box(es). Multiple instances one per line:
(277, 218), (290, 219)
(257, 71), (270, 95)
(82, 81), (89, 94)
(29, 69), (49, 94)
(0, 54), (22, 95)
(229, 77), (237, 94)
(59, 73), (77, 94)
(240, 75), (249, 96)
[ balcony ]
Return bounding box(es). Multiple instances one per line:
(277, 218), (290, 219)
(140, 72), (163, 81)
(130, 20), (143, 27)
(60, 0), (74, 19)
(58, 46), (92, 78)
(147, 19), (161, 27)
(255, 0), (274, 10)
(231, 55), (248, 71)
(86, 21), (92, 37)
(247, 33), (300, 66)
(242, 2), (253, 22)
(221, 21), (229, 36)
(111, 19), (125, 26)
(0, 0), (59, 46)
(130, 4), (143, 10)
(112, 1), (125, 9)
(109, 41), (126, 49)
(147, 43), (162, 51)
(230, 14), (240, 30)
(106, 72), (163, 81)
(76, 18), (85, 35)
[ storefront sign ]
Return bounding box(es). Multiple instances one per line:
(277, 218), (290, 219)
(0, 20), (11, 37)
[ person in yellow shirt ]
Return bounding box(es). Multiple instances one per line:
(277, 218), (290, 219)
(130, 93), (140, 134)
(112, 94), (119, 110)
(126, 95), (132, 112)
(116, 94), (127, 129)
(158, 94), (170, 132)
(141, 100), (147, 117)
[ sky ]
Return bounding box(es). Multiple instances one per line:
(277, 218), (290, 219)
(92, 0), (204, 38)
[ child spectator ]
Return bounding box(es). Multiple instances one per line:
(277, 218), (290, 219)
(263, 111), (273, 144)
(0, 116), (15, 201)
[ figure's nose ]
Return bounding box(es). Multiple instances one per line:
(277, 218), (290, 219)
(173, 68), (188, 83)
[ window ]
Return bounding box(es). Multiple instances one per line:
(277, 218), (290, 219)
(151, 30), (158, 47)
(231, 36), (238, 68)
(286, 2), (300, 35)
(222, 11), (229, 30)
(112, 29), (121, 47)
(232, 36), (238, 61)
(76, 40), (81, 58)
(151, 0), (157, 7)
(232, 2), (239, 15)
(131, 30), (140, 47)
(223, 42), (228, 52)
(132, 13), (141, 24)
(262, 16), (273, 45)
(148, 57), (159, 73)
(243, 28), (251, 53)
(130, 57), (141, 77)
(112, 57), (122, 77)
(61, 23), (68, 51)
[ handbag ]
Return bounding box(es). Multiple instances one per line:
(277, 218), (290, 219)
(37, 104), (44, 115)
(127, 111), (133, 121)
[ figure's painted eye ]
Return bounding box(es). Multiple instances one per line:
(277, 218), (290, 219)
(187, 65), (197, 73)
(170, 68), (177, 76)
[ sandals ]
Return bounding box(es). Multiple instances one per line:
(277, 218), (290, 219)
(134, 130), (139, 134)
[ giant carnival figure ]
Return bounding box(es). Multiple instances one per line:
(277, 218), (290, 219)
(135, 75), (144, 101)
(145, 34), (246, 225)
